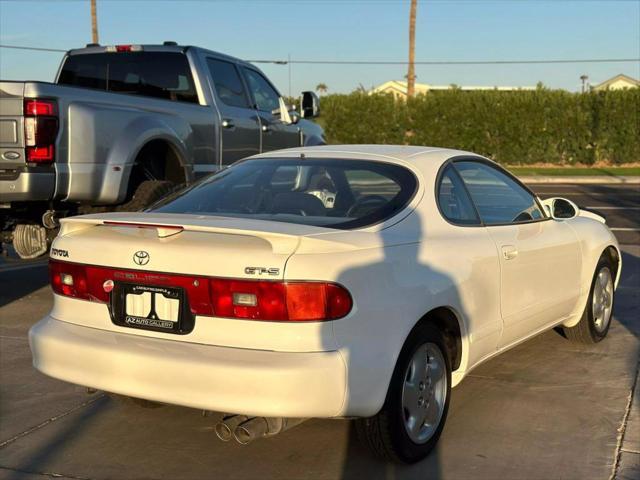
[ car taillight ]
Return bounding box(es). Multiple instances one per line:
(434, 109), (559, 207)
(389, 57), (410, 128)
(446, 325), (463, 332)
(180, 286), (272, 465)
(24, 98), (58, 164)
(209, 279), (351, 321)
(49, 260), (352, 322)
(50, 260), (89, 300)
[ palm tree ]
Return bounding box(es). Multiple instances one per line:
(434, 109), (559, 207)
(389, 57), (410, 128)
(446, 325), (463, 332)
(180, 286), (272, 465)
(580, 75), (589, 93)
(407, 0), (418, 98)
(90, 0), (99, 44)
(315, 83), (328, 95)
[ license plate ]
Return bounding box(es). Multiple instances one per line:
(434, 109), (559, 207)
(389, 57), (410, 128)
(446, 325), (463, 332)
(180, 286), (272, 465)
(110, 283), (194, 334)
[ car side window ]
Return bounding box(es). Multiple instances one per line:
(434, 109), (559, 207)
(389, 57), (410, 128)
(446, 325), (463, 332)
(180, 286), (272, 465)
(437, 165), (480, 225)
(242, 68), (280, 112)
(206, 58), (250, 108)
(454, 161), (545, 225)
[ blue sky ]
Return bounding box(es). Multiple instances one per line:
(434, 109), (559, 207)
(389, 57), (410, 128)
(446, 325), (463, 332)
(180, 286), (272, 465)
(0, 0), (638, 94)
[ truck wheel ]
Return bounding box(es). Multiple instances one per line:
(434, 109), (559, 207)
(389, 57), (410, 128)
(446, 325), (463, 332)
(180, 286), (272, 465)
(355, 323), (451, 464)
(562, 254), (615, 344)
(117, 180), (176, 212)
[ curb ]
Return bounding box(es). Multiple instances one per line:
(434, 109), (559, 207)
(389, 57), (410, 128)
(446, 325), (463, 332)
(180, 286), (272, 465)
(518, 176), (640, 184)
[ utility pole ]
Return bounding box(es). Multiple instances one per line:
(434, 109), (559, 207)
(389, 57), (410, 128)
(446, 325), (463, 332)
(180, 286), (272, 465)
(407, 0), (418, 98)
(91, 0), (99, 44)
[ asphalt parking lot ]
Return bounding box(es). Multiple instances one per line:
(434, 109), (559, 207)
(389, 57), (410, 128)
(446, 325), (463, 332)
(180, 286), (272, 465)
(0, 183), (638, 480)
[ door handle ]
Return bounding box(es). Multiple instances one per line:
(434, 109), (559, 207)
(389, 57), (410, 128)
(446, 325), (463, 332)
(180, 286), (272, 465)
(221, 119), (235, 129)
(261, 124), (272, 133)
(501, 245), (518, 260)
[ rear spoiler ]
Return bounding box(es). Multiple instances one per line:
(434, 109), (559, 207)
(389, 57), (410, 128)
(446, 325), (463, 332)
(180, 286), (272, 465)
(58, 213), (320, 255)
(58, 212), (383, 254)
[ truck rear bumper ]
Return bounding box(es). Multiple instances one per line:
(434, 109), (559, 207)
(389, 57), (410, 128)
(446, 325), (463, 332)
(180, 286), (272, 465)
(29, 316), (348, 418)
(0, 171), (54, 202)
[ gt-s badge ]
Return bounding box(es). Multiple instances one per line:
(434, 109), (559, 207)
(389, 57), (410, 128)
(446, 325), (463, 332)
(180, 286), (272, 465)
(245, 267), (280, 276)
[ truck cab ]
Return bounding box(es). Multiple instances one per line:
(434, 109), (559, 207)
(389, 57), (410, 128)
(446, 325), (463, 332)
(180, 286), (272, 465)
(0, 43), (324, 258)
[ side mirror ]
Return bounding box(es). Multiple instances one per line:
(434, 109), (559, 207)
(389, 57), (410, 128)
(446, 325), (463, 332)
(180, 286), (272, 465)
(541, 197), (578, 220)
(271, 97), (299, 125)
(300, 91), (320, 118)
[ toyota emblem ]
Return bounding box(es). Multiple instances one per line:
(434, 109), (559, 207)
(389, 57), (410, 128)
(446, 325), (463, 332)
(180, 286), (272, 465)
(133, 250), (150, 266)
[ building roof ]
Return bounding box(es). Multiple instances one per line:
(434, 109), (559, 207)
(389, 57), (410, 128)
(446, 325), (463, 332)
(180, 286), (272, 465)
(371, 80), (536, 96)
(592, 73), (640, 90)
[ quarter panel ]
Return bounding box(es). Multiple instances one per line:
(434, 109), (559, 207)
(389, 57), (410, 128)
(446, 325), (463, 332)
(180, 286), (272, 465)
(284, 211), (501, 417)
(562, 216), (621, 327)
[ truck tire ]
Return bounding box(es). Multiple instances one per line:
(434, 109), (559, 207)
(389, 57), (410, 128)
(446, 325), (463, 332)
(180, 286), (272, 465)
(117, 180), (176, 212)
(355, 323), (451, 464)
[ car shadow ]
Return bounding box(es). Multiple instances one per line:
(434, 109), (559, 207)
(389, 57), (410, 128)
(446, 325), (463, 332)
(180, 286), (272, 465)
(0, 263), (49, 308)
(332, 207), (639, 479)
(330, 210), (482, 479)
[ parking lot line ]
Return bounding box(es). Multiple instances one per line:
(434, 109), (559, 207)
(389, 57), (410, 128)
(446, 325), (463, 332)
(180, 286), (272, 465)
(585, 207), (640, 210)
(537, 192), (639, 197)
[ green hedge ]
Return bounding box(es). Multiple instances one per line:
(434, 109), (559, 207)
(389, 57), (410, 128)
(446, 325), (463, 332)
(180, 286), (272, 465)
(315, 88), (639, 165)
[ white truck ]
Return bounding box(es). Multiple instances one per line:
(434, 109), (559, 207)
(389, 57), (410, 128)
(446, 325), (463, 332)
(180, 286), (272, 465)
(0, 42), (324, 258)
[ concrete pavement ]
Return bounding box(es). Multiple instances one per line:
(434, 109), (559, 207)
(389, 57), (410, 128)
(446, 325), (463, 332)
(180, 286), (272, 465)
(0, 184), (638, 479)
(0, 253), (638, 479)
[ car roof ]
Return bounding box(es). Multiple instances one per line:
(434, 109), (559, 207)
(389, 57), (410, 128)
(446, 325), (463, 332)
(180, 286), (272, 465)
(253, 144), (483, 166)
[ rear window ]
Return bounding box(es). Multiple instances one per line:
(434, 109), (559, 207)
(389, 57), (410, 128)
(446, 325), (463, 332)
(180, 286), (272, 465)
(58, 52), (198, 103)
(152, 158), (417, 229)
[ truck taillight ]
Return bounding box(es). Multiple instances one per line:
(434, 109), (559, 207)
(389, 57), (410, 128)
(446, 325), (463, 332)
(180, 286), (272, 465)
(24, 99), (58, 164)
(106, 45), (143, 53)
(49, 259), (353, 322)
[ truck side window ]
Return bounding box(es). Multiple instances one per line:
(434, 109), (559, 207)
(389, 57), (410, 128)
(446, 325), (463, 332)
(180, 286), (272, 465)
(242, 68), (280, 113)
(206, 58), (250, 109)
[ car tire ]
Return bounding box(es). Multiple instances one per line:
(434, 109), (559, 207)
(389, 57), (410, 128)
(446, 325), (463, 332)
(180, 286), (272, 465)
(563, 254), (615, 344)
(355, 323), (451, 464)
(117, 180), (177, 212)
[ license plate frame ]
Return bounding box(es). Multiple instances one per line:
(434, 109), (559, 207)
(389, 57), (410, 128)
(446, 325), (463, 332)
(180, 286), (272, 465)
(109, 282), (195, 335)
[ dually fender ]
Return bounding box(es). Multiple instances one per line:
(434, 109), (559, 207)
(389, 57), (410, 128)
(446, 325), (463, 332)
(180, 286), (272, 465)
(64, 102), (193, 203)
(562, 217), (621, 328)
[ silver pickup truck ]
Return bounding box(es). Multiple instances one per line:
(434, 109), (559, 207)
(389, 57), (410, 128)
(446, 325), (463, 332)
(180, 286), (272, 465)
(0, 42), (324, 258)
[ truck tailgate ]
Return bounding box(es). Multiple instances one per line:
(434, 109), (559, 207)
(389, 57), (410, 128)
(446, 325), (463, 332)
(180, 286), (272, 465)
(0, 82), (26, 168)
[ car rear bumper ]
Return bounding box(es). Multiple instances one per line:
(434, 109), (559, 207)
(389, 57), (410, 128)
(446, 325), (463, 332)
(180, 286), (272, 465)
(29, 316), (347, 418)
(0, 170), (54, 202)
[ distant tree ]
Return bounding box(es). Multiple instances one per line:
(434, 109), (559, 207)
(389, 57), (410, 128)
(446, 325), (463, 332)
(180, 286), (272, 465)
(316, 83), (329, 95)
(580, 75), (589, 93)
(354, 83), (368, 93)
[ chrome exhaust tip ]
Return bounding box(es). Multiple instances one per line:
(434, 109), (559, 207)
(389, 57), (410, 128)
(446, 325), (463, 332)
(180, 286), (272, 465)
(233, 417), (270, 445)
(215, 415), (248, 442)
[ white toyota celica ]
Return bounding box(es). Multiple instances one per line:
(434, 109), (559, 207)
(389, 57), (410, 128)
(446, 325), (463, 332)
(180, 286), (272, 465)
(30, 145), (620, 463)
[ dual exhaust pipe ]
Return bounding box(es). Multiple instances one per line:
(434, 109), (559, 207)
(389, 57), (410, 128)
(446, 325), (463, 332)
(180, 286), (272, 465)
(215, 415), (306, 445)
